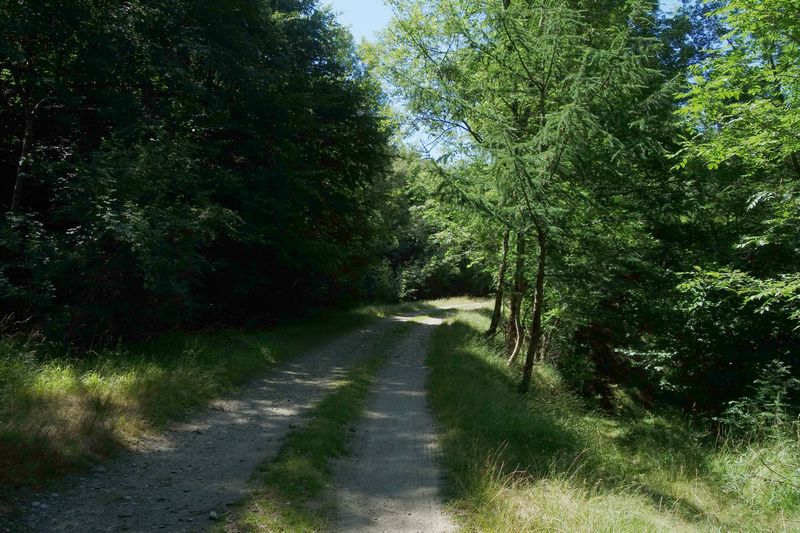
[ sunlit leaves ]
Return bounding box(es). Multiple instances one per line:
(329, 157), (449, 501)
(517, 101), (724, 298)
(681, 0), (800, 176)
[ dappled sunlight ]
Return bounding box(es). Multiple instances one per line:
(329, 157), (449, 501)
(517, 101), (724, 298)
(2, 310), (398, 529)
(390, 314), (445, 325)
(487, 478), (703, 533)
(361, 297), (492, 323)
(9, 319), (405, 531)
(0, 368), (125, 486)
(334, 320), (456, 532)
(5, 314), (375, 468)
(426, 310), (798, 532)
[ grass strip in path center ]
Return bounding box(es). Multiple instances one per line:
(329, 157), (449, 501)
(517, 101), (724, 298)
(218, 322), (413, 532)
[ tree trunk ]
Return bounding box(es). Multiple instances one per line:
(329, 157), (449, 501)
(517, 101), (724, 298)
(536, 317), (559, 362)
(10, 109), (35, 212)
(519, 229), (546, 394)
(790, 152), (800, 180)
(505, 232), (525, 361)
(486, 229), (510, 337)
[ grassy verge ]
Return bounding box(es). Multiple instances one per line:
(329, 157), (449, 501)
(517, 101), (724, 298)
(428, 308), (800, 532)
(217, 326), (406, 532)
(0, 306), (385, 495)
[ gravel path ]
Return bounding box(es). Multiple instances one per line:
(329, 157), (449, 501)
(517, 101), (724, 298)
(14, 302), (486, 533)
(333, 314), (457, 533)
(19, 319), (398, 533)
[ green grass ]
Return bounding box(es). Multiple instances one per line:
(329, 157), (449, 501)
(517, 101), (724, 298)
(217, 326), (409, 532)
(359, 296), (483, 318)
(0, 305), (385, 496)
(427, 308), (800, 532)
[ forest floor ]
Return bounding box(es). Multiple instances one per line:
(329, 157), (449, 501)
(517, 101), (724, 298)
(7, 300), (477, 532)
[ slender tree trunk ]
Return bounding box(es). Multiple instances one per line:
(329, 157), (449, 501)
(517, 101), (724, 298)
(10, 109), (35, 212)
(536, 317), (558, 362)
(519, 229), (546, 394)
(790, 152), (800, 180)
(505, 232), (525, 360)
(508, 299), (533, 365)
(486, 229), (510, 337)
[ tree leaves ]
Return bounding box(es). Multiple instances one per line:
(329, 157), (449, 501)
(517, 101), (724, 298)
(0, 0), (392, 340)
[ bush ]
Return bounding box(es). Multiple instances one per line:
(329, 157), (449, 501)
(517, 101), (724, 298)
(715, 359), (800, 439)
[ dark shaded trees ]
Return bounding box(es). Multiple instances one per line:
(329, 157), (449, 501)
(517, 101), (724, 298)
(1, 0), (392, 341)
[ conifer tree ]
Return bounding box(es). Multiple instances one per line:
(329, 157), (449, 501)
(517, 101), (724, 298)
(380, 0), (664, 391)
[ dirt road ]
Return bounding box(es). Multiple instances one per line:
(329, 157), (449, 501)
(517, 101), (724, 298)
(333, 314), (456, 532)
(18, 303), (480, 532)
(21, 320), (397, 532)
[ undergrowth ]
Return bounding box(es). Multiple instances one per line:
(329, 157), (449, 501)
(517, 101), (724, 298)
(428, 309), (800, 532)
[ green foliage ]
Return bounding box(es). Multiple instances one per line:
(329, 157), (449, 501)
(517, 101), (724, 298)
(632, 267), (799, 410)
(0, 0), (392, 341)
(680, 0), (800, 176)
(367, 152), (496, 301)
(379, 0), (686, 392)
(555, 350), (597, 393)
(716, 360), (800, 436)
(636, 0), (800, 413)
(4, 0), (800, 460)
(372, 0), (800, 415)
(428, 308), (800, 531)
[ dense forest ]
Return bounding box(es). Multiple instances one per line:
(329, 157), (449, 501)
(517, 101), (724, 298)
(377, 0), (800, 419)
(1, 0), (397, 340)
(2, 0), (799, 443)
